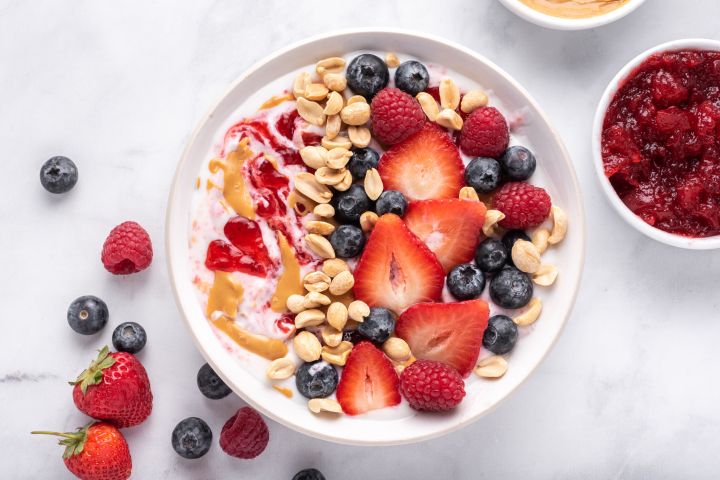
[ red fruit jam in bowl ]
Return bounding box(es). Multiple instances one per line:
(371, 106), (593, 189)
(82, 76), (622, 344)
(601, 47), (720, 240)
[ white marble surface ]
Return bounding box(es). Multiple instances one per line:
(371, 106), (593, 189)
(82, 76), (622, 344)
(2, 0), (720, 478)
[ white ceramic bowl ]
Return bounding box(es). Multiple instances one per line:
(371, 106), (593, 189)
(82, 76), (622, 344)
(592, 38), (720, 250)
(166, 28), (585, 445)
(498, 0), (645, 30)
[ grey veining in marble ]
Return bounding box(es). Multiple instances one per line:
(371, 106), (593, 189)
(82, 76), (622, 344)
(2, 0), (720, 478)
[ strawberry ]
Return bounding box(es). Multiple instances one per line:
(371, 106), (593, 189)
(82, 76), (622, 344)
(395, 300), (490, 377)
(72, 346), (153, 428)
(404, 199), (487, 272)
(336, 342), (401, 415)
(32, 422), (132, 480)
(353, 214), (444, 314)
(378, 124), (464, 201)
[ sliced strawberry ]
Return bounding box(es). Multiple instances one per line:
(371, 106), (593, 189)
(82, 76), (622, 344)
(395, 300), (489, 377)
(404, 199), (487, 272)
(378, 124), (464, 201)
(353, 214), (444, 314)
(336, 342), (401, 415)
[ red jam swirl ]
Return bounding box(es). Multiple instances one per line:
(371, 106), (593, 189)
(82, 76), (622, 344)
(602, 50), (720, 238)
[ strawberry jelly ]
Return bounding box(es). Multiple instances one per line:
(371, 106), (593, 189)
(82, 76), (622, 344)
(602, 50), (720, 237)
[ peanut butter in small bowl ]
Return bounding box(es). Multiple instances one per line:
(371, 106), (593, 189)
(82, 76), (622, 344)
(519, 0), (630, 19)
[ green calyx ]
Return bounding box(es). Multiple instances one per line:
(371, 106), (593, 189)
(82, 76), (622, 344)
(31, 423), (94, 459)
(69, 345), (117, 394)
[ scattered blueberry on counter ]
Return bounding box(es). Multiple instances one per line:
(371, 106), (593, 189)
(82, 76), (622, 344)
(196, 363), (232, 400)
(331, 184), (373, 224)
(329, 224), (365, 258)
(111, 322), (147, 354)
(67, 295), (109, 335)
(347, 147), (379, 180)
(293, 468), (326, 480)
(375, 190), (407, 216)
(40, 156), (78, 194)
(483, 315), (518, 354)
(171, 417), (213, 459)
(475, 238), (508, 273)
(446, 263), (486, 300)
(358, 307), (395, 343)
(489, 267), (534, 309)
(464, 157), (501, 194)
(394, 60), (430, 96)
(500, 146), (536, 181)
(346, 53), (389, 99)
(296, 361), (339, 399)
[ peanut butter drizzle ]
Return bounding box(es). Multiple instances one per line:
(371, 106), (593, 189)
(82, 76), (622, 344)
(209, 138), (256, 219)
(272, 385), (294, 398)
(259, 93), (295, 110)
(207, 271), (288, 361)
(519, 0), (629, 18)
(270, 232), (304, 312)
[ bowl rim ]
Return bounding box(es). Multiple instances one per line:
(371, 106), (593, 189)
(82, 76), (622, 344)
(166, 27), (586, 445)
(497, 0), (645, 30)
(591, 38), (720, 250)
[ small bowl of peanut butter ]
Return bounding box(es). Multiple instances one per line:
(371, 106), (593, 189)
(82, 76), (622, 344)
(498, 0), (645, 30)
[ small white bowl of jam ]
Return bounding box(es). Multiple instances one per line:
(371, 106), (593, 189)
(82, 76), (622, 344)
(498, 0), (646, 30)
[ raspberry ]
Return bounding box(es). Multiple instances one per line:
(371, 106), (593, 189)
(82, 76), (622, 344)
(399, 360), (465, 412)
(493, 181), (551, 229)
(101, 221), (153, 275)
(219, 407), (269, 459)
(459, 107), (509, 158)
(370, 88), (425, 145)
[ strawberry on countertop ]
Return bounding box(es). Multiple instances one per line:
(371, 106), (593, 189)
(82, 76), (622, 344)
(353, 214), (445, 315)
(395, 300), (489, 377)
(32, 422), (131, 480)
(71, 346), (152, 428)
(378, 124), (464, 201)
(404, 199), (487, 273)
(336, 342), (401, 415)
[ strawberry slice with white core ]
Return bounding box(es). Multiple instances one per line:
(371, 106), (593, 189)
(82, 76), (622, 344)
(353, 214), (445, 315)
(395, 300), (490, 377)
(404, 199), (487, 273)
(378, 124), (464, 201)
(336, 342), (401, 415)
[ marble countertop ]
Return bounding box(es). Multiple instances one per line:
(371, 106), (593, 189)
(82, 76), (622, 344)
(2, 0), (720, 478)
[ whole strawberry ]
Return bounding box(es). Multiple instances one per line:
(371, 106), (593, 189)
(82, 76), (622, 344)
(399, 360), (466, 412)
(72, 346), (152, 428)
(32, 422), (132, 480)
(370, 87), (426, 145)
(101, 221), (153, 275)
(219, 406), (269, 459)
(493, 181), (552, 229)
(459, 106), (509, 158)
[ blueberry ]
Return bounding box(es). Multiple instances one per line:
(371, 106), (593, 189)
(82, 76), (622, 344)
(348, 148), (379, 180)
(500, 146), (536, 181)
(489, 267), (533, 309)
(394, 60), (430, 96)
(329, 225), (365, 258)
(474, 238), (508, 273)
(346, 54), (389, 99)
(465, 157), (501, 194)
(293, 468), (326, 480)
(502, 229), (531, 253)
(196, 363), (232, 399)
(447, 263), (486, 300)
(67, 296), (109, 335)
(358, 307), (395, 343)
(331, 184), (373, 224)
(171, 417), (212, 459)
(296, 361), (338, 399)
(40, 156), (78, 194)
(375, 190), (408, 217)
(342, 329), (365, 344)
(483, 315), (518, 355)
(111, 322), (147, 354)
